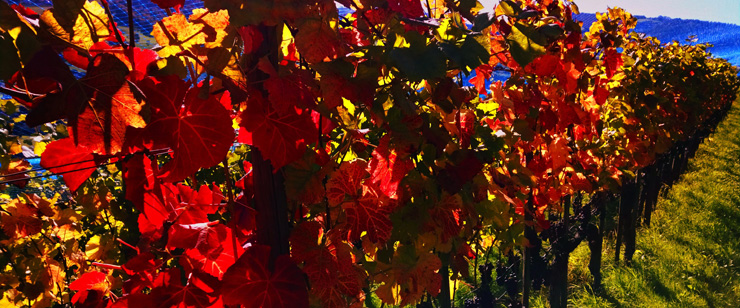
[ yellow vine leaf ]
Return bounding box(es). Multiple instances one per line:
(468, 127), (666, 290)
(40, 0), (110, 51)
(151, 9), (230, 58)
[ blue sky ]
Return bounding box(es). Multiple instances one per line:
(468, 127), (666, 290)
(574, 0), (740, 25)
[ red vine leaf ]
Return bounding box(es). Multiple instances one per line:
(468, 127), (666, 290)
(167, 221), (222, 254)
(341, 187), (393, 243)
(0, 159), (31, 189)
(326, 159), (368, 207)
(239, 92), (318, 169)
(457, 109), (476, 149)
(149, 269), (219, 308)
(549, 136), (569, 173)
(294, 18), (344, 64)
(150, 0), (183, 10)
(427, 194), (463, 243)
(305, 247), (365, 307)
(122, 153), (154, 211)
(368, 136), (414, 200)
(182, 225), (242, 279)
(264, 68), (317, 114)
(41, 138), (98, 192)
(176, 184), (223, 216)
(221, 244), (309, 308)
(470, 64), (491, 94)
(140, 76), (235, 182)
(604, 49), (623, 79)
(122, 252), (163, 276)
(388, 0), (424, 18)
(70, 271), (110, 306)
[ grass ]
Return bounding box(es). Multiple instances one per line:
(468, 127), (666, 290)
(542, 101), (740, 307)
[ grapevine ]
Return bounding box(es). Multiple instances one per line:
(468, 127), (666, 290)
(0, 0), (737, 307)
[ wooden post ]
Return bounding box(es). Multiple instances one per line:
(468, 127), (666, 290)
(587, 193), (605, 289)
(549, 197), (570, 308)
(615, 175), (640, 264)
(642, 164), (659, 227)
(624, 172), (641, 264)
(438, 257), (452, 308)
(248, 25), (291, 262)
(522, 192), (534, 307)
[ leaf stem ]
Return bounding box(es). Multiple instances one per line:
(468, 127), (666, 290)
(100, 0), (128, 49)
(127, 0), (135, 69)
(91, 262), (122, 270)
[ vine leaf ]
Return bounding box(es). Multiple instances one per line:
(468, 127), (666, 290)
(149, 269), (219, 308)
(506, 22), (546, 67)
(150, 0), (184, 10)
(140, 76), (235, 182)
(74, 53), (146, 155)
(290, 222), (365, 308)
(264, 68), (318, 115)
(604, 49), (623, 78)
(388, 0), (424, 18)
(69, 271), (110, 306)
(167, 221), (222, 254)
(40, 0), (110, 51)
(17, 46), (82, 127)
(375, 248), (442, 306)
(175, 184), (223, 218)
(151, 9), (230, 57)
(0, 159), (31, 189)
(40, 137), (98, 192)
(326, 159), (368, 207)
(368, 136), (414, 200)
(470, 64), (492, 94)
(284, 149), (333, 206)
(326, 159), (394, 243)
(123, 252), (162, 276)
(427, 194), (463, 243)
(0, 195), (48, 240)
(549, 136), (569, 173)
(122, 153), (154, 211)
(239, 92), (318, 170)
(340, 187), (393, 243)
(221, 244), (309, 308)
(182, 225), (243, 279)
(64, 42), (159, 81)
(0, 1), (40, 80)
(294, 18), (344, 64)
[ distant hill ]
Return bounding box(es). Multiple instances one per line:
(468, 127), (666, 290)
(575, 13), (740, 66)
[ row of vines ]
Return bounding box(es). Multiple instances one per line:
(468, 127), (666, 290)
(0, 0), (738, 307)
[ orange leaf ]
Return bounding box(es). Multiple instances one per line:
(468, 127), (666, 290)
(549, 137), (569, 172)
(74, 53), (146, 155)
(0, 196), (44, 240)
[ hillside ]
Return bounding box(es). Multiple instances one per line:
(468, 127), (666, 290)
(576, 13), (740, 66)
